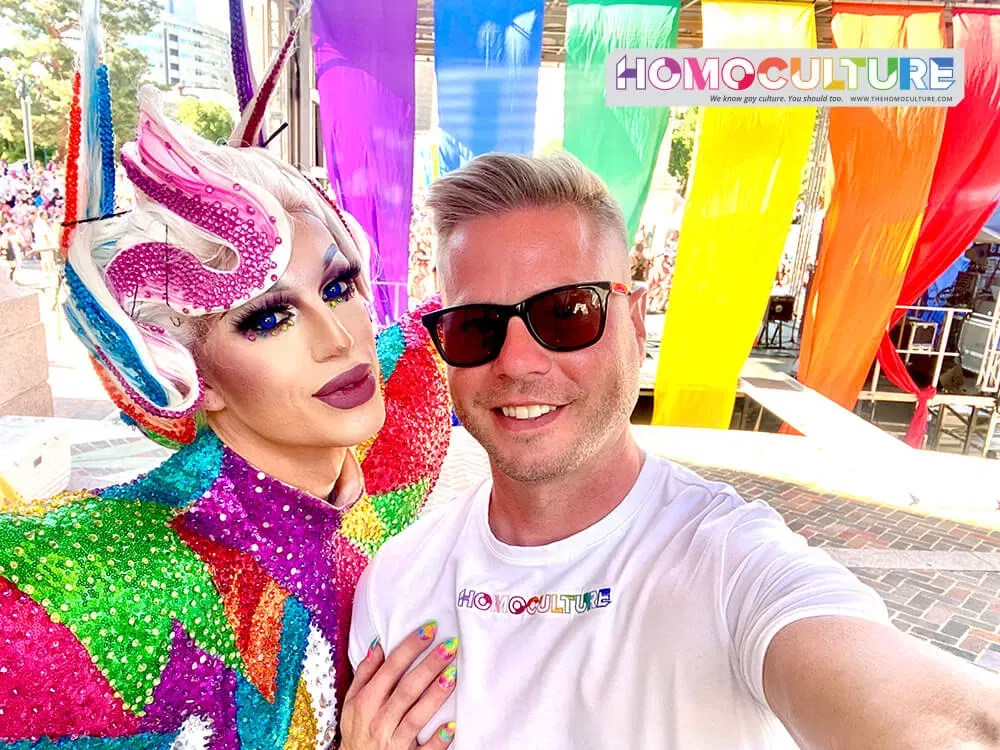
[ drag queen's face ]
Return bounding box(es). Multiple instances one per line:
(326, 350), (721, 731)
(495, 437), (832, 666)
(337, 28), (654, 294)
(196, 211), (385, 456)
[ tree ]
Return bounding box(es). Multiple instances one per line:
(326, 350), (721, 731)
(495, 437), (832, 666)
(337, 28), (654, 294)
(174, 99), (236, 145)
(667, 106), (701, 196)
(0, 0), (160, 160)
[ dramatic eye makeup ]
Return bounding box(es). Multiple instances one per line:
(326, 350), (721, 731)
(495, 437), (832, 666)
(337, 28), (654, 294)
(233, 293), (294, 336)
(230, 261), (363, 338)
(322, 263), (361, 307)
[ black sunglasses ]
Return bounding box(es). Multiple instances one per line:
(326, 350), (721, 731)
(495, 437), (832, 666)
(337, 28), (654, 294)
(421, 281), (631, 368)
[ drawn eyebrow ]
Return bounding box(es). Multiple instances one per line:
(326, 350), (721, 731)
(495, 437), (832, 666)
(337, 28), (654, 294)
(323, 242), (341, 267)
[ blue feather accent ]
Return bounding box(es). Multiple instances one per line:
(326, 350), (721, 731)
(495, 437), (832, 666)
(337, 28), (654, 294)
(96, 64), (116, 215)
(79, 0), (106, 219)
(63, 262), (170, 407)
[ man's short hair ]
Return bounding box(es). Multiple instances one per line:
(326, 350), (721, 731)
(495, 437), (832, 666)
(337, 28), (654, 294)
(426, 152), (628, 257)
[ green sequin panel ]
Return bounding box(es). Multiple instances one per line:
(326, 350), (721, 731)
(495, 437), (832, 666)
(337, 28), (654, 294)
(0, 496), (241, 713)
(369, 479), (429, 554)
(100, 429), (223, 508)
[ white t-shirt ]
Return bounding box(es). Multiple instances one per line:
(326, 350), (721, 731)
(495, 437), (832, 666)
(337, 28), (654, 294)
(349, 454), (889, 749)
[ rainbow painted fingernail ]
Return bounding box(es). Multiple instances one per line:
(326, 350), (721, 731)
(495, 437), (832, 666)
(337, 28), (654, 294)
(436, 636), (459, 660)
(366, 636), (379, 660)
(439, 721), (456, 741)
(417, 620), (438, 641)
(438, 664), (457, 689)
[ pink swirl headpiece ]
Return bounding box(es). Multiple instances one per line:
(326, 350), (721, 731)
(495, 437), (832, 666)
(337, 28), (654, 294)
(64, 1), (368, 447)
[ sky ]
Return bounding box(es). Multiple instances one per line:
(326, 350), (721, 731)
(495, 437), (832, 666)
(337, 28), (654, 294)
(196, 4), (230, 32)
(0, 26), (16, 50)
(163, 0), (229, 32)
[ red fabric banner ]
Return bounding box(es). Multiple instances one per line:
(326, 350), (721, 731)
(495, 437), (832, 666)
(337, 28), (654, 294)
(876, 8), (1000, 447)
(794, 4), (947, 421)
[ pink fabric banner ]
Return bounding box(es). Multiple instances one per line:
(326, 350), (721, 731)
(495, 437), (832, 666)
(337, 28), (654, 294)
(313, 1), (417, 322)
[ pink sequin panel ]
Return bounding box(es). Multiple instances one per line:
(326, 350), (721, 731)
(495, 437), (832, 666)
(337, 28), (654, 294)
(0, 578), (141, 739)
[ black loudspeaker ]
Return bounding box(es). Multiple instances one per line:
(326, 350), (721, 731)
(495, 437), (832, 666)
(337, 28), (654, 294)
(948, 271), (979, 307)
(767, 295), (795, 322)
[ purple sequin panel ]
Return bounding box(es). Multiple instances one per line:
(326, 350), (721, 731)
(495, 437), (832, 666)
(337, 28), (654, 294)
(176, 448), (342, 641)
(139, 622), (240, 750)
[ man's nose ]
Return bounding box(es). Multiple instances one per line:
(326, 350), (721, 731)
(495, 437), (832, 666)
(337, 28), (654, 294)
(491, 316), (552, 378)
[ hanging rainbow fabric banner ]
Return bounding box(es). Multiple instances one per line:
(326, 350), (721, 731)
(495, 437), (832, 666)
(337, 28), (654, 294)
(876, 8), (1000, 447)
(434, 0), (546, 174)
(312, 0), (416, 322)
(651, 0), (817, 429)
(795, 3), (947, 413)
(563, 0), (679, 239)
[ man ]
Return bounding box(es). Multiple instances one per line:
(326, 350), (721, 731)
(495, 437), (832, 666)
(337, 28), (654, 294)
(343, 153), (1000, 749)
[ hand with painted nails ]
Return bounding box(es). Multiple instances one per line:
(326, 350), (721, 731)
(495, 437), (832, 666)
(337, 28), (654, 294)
(341, 620), (459, 749)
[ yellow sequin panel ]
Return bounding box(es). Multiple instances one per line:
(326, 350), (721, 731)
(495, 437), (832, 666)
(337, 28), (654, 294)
(354, 432), (376, 466)
(338, 498), (384, 552)
(284, 678), (319, 750)
(0, 488), (89, 515)
(0, 475), (24, 509)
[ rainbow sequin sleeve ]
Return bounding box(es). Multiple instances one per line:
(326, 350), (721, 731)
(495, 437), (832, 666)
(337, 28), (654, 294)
(0, 488), (243, 740)
(336, 295), (451, 568)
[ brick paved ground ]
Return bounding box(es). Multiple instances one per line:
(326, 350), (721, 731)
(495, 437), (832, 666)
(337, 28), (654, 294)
(694, 465), (1000, 673)
(54, 398), (118, 421)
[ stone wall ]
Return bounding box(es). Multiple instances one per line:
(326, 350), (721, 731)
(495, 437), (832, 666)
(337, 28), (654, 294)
(0, 285), (53, 417)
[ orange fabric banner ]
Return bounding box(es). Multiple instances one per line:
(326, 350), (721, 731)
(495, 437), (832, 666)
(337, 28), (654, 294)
(795, 3), (947, 413)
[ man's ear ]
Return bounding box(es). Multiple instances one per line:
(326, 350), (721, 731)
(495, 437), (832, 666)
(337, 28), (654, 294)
(630, 285), (648, 351)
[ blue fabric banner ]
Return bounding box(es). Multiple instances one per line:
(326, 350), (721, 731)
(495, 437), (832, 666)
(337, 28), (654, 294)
(434, 0), (546, 173)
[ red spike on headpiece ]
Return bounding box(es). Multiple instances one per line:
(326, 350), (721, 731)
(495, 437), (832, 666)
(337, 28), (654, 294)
(228, 2), (312, 149)
(60, 72), (83, 258)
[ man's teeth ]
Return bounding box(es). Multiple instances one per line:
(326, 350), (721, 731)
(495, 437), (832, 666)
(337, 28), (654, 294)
(500, 404), (558, 420)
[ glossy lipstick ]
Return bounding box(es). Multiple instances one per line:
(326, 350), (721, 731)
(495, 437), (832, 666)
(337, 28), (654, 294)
(314, 363), (376, 410)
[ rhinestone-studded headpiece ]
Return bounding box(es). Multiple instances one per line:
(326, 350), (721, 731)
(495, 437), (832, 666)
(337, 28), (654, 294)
(62, 0), (369, 448)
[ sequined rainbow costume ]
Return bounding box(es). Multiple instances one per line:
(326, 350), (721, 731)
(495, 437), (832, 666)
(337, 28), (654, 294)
(0, 303), (450, 748)
(0, 1), (453, 746)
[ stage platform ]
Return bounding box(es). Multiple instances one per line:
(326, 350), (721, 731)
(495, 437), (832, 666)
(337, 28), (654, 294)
(639, 313), (999, 457)
(638, 313), (797, 396)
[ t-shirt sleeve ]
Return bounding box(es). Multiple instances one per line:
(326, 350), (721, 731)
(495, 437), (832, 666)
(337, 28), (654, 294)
(348, 561), (381, 671)
(719, 495), (889, 709)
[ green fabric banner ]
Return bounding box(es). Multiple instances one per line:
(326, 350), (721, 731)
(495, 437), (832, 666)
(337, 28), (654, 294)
(563, 0), (680, 239)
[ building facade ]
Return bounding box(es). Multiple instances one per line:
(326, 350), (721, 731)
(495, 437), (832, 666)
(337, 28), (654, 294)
(133, 11), (235, 94)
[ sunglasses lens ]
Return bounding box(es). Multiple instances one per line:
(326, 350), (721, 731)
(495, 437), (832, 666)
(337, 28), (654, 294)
(528, 286), (604, 350)
(434, 306), (505, 366)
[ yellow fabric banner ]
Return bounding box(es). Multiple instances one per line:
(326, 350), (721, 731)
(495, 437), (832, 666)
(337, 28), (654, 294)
(795, 4), (947, 412)
(651, 1), (817, 428)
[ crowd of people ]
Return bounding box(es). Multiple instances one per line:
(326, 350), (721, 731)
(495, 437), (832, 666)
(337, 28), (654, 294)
(5, 158), (805, 313)
(1, 159), (65, 278)
(408, 195), (436, 303)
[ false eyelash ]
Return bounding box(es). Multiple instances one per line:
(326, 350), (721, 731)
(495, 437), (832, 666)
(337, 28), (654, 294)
(328, 263), (362, 289)
(233, 293), (294, 332)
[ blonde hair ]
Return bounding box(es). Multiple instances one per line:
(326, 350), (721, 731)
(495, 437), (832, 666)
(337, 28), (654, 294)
(426, 152), (628, 255)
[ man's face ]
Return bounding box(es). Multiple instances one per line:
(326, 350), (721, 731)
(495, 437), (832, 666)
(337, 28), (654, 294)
(439, 205), (646, 484)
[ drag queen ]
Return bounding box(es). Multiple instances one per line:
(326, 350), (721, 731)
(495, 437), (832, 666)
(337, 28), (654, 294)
(0, 2), (451, 747)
